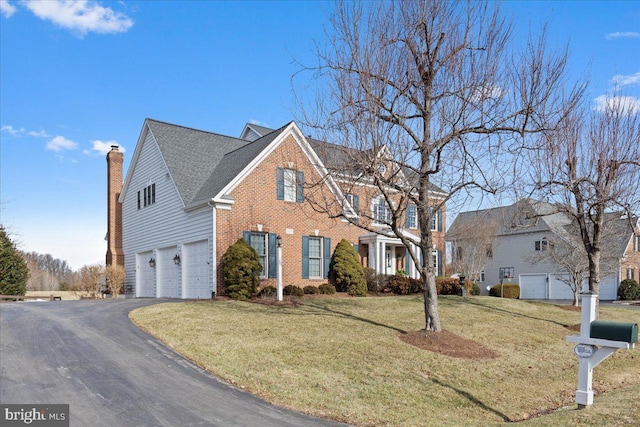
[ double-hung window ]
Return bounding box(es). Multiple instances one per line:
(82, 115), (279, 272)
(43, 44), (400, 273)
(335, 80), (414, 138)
(302, 236), (331, 279)
(250, 232), (268, 278)
(405, 204), (417, 228)
(373, 196), (391, 224)
(308, 237), (322, 278)
(277, 167), (304, 203)
(535, 239), (548, 251)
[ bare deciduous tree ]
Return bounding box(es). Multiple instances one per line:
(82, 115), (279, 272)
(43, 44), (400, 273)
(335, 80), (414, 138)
(295, 0), (582, 331)
(77, 264), (105, 299)
(527, 220), (624, 306)
(105, 264), (125, 299)
(528, 95), (640, 302)
(448, 213), (498, 284)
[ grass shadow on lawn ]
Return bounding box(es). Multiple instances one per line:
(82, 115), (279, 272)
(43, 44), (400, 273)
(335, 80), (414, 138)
(431, 377), (512, 422)
(463, 297), (572, 328)
(300, 300), (408, 334)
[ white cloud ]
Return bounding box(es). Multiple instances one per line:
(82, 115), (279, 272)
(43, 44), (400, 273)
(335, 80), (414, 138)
(28, 129), (51, 138)
(89, 139), (125, 156)
(612, 71), (640, 87)
(0, 0), (17, 18)
(1, 125), (24, 136)
(22, 0), (133, 36)
(46, 135), (78, 151)
(605, 32), (640, 40)
(593, 95), (640, 114)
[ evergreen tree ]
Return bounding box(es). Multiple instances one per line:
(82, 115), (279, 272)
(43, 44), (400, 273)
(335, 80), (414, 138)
(329, 239), (367, 297)
(222, 238), (262, 300)
(0, 226), (29, 296)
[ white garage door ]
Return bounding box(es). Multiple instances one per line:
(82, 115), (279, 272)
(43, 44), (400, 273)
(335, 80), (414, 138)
(599, 275), (618, 301)
(158, 246), (180, 298)
(183, 240), (210, 299)
(519, 274), (547, 299)
(137, 251), (155, 297)
(549, 274), (577, 300)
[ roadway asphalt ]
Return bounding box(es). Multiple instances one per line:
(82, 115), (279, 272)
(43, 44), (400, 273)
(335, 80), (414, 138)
(0, 299), (348, 427)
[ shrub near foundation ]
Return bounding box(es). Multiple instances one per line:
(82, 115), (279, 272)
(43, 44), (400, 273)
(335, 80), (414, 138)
(329, 239), (367, 296)
(283, 285), (304, 297)
(489, 283), (520, 298)
(222, 238), (262, 301)
(318, 283), (336, 294)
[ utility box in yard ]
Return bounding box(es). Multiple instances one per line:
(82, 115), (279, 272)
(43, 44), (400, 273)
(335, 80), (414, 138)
(590, 320), (638, 344)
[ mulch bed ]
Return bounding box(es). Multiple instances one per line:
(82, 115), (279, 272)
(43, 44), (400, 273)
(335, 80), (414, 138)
(399, 329), (499, 359)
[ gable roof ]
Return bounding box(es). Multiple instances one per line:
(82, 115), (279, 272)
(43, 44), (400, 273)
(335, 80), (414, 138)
(447, 199), (637, 259)
(242, 123), (447, 195)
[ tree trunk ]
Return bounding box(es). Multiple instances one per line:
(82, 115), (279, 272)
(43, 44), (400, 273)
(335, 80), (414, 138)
(423, 271), (441, 332)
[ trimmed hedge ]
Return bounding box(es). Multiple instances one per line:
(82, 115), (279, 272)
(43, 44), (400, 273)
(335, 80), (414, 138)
(489, 283), (520, 299)
(222, 238), (262, 301)
(258, 286), (277, 298)
(283, 284), (304, 297)
(303, 285), (320, 295)
(329, 239), (367, 297)
(319, 283), (336, 294)
(387, 275), (423, 295)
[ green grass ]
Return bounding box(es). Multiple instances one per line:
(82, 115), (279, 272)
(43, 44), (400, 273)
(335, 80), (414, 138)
(130, 296), (640, 426)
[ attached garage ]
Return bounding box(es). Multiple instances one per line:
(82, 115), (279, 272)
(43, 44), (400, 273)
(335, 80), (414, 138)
(548, 274), (577, 300)
(519, 274), (547, 299)
(598, 276), (618, 301)
(183, 240), (211, 299)
(157, 246), (180, 298)
(136, 251), (156, 297)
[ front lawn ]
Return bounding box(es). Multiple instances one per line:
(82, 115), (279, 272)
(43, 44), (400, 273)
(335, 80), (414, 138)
(130, 296), (640, 426)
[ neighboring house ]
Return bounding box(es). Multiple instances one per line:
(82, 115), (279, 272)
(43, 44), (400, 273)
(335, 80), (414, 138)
(106, 119), (446, 298)
(447, 199), (639, 300)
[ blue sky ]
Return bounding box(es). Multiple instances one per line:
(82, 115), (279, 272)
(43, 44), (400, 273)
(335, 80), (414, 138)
(1, 1), (639, 270)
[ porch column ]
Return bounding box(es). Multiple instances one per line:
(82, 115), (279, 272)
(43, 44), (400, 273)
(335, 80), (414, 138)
(368, 241), (376, 271)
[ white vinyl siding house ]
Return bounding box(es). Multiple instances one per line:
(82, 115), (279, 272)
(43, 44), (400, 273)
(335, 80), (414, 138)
(121, 125), (214, 299)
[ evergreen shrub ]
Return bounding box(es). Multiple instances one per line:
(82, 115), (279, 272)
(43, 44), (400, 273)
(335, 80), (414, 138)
(329, 239), (367, 297)
(318, 283), (336, 294)
(618, 279), (640, 300)
(283, 284), (304, 297)
(222, 238), (262, 301)
(303, 285), (320, 294)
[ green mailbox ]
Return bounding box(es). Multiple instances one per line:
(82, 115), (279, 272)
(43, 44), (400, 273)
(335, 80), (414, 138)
(590, 320), (638, 344)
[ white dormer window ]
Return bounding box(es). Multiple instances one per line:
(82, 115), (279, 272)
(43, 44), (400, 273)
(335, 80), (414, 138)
(378, 164), (387, 174)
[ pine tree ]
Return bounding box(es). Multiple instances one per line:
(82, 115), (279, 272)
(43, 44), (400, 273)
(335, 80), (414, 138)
(329, 239), (367, 297)
(222, 238), (262, 300)
(0, 226), (29, 296)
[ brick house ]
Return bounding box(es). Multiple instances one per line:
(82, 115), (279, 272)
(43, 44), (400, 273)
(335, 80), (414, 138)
(106, 119), (446, 298)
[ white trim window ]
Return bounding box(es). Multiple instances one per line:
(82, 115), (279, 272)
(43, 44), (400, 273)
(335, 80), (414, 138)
(535, 239), (548, 251)
(479, 270), (485, 283)
(406, 204), (417, 229)
(308, 237), (323, 279)
(250, 232), (268, 278)
(283, 169), (296, 202)
(372, 196), (391, 224)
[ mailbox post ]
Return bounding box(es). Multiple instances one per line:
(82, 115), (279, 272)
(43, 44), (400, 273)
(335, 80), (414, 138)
(566, 292), (637, 408)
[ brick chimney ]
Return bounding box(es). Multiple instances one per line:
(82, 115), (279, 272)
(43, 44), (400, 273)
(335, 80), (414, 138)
(106, 145), (124, 266)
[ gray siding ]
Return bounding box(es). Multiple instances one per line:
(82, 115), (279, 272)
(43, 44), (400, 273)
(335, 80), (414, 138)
(122, 129), (214, 298)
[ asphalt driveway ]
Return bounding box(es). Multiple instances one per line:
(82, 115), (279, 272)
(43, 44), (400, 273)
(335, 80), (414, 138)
(0, 299), (347, 427)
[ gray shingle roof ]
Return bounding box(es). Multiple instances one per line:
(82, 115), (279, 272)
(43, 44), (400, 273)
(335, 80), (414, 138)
(147, 119), (255, 206)
(190, 124), (290, 204)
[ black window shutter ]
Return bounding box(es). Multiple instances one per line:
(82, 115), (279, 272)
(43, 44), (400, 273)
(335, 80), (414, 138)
(296, 171), (304, 203)
(268, 234), (277, 278)
(302, 236), (309, 279)
(323, 237), (331, 279)
(276, 168), (284, 200)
